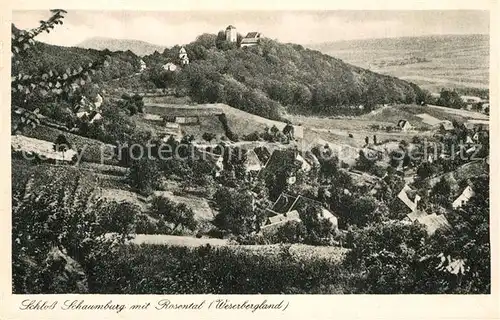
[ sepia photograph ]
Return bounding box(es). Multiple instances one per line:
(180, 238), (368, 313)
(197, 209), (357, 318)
(9, 8), (491, 296)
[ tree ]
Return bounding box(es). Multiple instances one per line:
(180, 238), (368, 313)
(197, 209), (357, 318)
(127, 158), (162, 195)
(202, 132), (216, 142)
(437, 90), (466, 109)
(12, 169), (132, 293)
(98, 201), (139, 240)
(273, 220), (307, 244)
(429, 176), (456, 208)
(213, 187), (257, 235)
(343, 222), (428, 293)
(195, 33), (217, 49)
(150, 196), (197, 232)
(346, 196), (389, 227)
(295, 202), (336, 245)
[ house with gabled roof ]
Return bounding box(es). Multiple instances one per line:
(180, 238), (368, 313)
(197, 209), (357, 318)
(439, 120), (454, 132)
(415, 213), (451, 235)
(240, 32), (262, 47)
(257, 149), (312, 183)
(405, 210), (428, 222)
(243, 149), (263, 173)
(253, 145), (272, 165)
(397, 184), (421, 212)
(452, 185), (475, 209)
(266, 192), (339, 229)
(397, 119), (412, 131)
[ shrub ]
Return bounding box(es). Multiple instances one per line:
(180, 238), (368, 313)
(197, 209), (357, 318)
(127, 158), (162, 195)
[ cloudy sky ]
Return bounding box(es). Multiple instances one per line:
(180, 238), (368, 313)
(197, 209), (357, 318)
(12, 10), (489, 47)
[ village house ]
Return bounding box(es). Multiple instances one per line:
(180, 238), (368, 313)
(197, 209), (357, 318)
(225, 25), (237, 42)
(240, 32), (262, 47)
(75, 93), (103, 123)
(258, 149), (314, 184)
(243, 149), (264, 173)
(139, 59), (147, 72)
(402, 209), (451, 236)
(179, 47), (189, 65)
(464, 119), (489, 132)
(415, 213), (451, 236)
(162, 62), (178, 72)
(397, 119), (412, 131)
(439, 120), (454, 132)
(452, 185), (475, 209)
(397, 184), (421, 212)
(260, 192), (339, 234)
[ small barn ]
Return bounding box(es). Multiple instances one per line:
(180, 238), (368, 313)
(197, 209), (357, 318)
(397, 120), (412, 131)
(439, 120), (454, 132)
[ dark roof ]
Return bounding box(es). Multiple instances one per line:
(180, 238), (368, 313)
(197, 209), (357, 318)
(398, 120), (410, 127)
(226, 25), (236, 29)
(271, 193), (298, 214)
(271, 192), (339, 218)
(261, 149), (298, 173)
(245, 32), (260, 38)
(253, 146), (271, 164)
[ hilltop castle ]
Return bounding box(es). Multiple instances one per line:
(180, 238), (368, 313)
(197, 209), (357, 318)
(225, 25), (262, 47)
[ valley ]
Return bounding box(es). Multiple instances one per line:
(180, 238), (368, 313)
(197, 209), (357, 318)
(10, 10), (491, 295)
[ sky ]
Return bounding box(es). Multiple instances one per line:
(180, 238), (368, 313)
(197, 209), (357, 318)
(12, 10), (490, 47)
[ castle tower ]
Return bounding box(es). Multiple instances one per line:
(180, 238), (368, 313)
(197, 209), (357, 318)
(179, 47), (189, 65)
(225, 25), (237, 43)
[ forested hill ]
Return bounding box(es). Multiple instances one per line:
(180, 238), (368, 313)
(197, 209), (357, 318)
(78, 37), (167, 57)
(143, 35), (426, 120)
(12, 24), (141, 84)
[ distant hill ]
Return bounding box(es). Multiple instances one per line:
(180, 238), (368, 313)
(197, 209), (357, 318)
(143, 36), (426, 120)
(78, 37), (166, 56)
(308, 34), (489, 92)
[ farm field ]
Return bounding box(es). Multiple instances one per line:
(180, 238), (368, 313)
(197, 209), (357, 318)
(309, 34), (489, 92)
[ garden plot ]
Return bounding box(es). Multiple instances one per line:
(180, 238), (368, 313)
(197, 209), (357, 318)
(415, 113), (444, 126)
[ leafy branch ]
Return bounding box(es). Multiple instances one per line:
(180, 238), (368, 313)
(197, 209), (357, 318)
(11, 9), (108, 134)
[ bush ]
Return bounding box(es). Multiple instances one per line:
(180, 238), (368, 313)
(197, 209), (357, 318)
(127, 158), (162, 195)
(89, 244), (349, 294)
(149, 196), (197, 233)
(202, 132), (216, 142)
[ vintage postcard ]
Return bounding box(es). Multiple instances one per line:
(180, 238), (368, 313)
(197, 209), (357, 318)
(1, 0), (498, 319)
